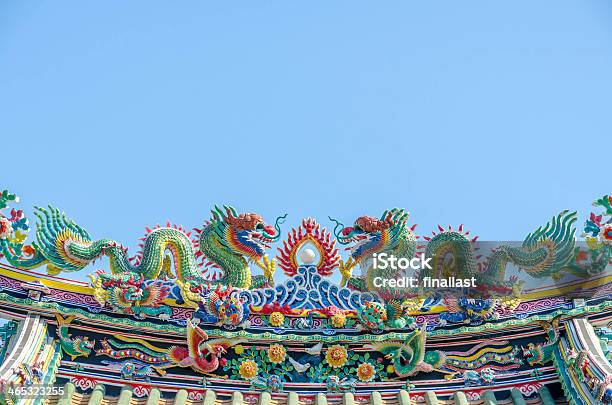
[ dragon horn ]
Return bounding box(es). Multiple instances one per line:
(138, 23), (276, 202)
(328, 216), (350, 244)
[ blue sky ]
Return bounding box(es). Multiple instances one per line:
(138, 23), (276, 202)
(1, 2), (611, 280)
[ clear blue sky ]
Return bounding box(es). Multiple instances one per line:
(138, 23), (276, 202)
(0, 2), (610, 280)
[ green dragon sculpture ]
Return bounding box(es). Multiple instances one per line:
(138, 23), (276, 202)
(366, 326), (521, 378)
(365, 326), (445, 377)
(357, 300), (416, 330)
(330, 208), (416, 292)
(55, 314), (94, 360)
(196, 206), (286, 288)
(521, 316), (562, 366)
(0, 191), (286, 290)
(331, 208), (579, 296)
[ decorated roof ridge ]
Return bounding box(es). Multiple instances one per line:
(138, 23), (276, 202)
(0, 190), (610, 403)
(0, 281), (610, 340)
(1, 260), (610, 325)
(1, 189), (609, 283)
(1, 260), (610, 343)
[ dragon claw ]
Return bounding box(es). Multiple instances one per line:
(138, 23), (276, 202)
(256, 255), (277, 284)
(338, 257), (355, 287)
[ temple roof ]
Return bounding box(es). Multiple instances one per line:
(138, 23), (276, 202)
(0, 191), (610, 404)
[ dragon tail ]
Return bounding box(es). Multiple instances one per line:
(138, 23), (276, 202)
(54, 314), (75, 338)
(444, 345), (521, 371)
(55, 313), (76, 327)
(97, 339), (171, 366)
(34, 206), (94, 273)
(534, 314), (562, 342)
(519, 210), (577, 278)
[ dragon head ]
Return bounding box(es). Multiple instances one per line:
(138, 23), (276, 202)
(330, 208), (411, 263)
(205, 206), (286, 260)
(77, 336), (95, 355)
(357, 301), (388, 330)
(521, 343), (542, 366)
(125, 285), (144, 301)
